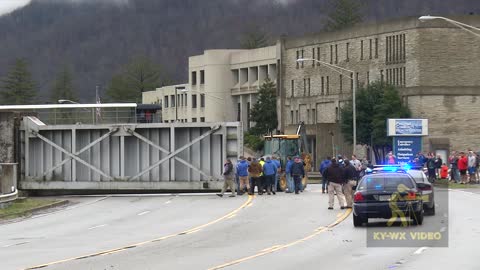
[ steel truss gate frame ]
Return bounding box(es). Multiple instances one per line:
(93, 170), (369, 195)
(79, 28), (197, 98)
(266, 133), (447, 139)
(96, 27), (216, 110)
(19, 117), (243, 191)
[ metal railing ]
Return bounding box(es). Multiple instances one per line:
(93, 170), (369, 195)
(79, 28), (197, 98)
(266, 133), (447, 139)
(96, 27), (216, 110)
(30, 108), (162, 125)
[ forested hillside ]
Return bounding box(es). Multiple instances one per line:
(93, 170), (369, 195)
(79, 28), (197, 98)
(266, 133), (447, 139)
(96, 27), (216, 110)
(0, 0), (479, 102)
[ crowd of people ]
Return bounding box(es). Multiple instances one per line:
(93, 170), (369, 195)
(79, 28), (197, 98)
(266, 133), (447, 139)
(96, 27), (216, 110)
(217, 155), (306, 197)
(445, 151), (479, 184)
(387, 150), (480, 184)
(217, 149), (480, 207)
(319, 155), (364, 210)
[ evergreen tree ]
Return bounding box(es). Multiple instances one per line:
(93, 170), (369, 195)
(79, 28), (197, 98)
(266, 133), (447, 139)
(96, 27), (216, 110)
(50, 66), (76, 103)
(249, 78), (277, 135)
(240, 31), (269, 49)
(240, 25), (270, 49)
(325, 0), (364, 31)
(0, 58), (37, 104)
(107, 56), (163, 103)
(340, 81), (410, 161)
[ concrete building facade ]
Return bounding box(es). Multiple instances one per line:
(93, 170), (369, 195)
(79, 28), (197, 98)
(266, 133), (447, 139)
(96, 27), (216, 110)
(143, 46), (277, 129)
(278, 16), (480, 167)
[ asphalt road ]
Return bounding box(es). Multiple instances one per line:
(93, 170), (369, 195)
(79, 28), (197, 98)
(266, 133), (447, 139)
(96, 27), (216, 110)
(1, 185), (479, 270)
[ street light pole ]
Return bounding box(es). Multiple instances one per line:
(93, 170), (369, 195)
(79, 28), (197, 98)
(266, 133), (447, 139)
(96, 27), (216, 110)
(419, 15), (480, 38)
(296, 58), (357, 154)
(353, 71), (357, 154)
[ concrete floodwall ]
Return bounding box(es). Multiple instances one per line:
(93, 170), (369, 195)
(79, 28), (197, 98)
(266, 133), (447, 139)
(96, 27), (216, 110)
(19, 117), (243, 191)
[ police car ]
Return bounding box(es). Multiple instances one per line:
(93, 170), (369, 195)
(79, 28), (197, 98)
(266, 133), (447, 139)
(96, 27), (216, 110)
(352, 165), (424, 227)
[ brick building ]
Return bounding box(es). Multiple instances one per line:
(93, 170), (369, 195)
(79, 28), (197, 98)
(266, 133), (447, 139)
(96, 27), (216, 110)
(277, 16), (480, 167)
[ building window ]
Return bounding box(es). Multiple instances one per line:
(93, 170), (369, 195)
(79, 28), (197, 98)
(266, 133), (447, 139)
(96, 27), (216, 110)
(346, 42), (350, 62)
(330, 45), (333, 64)
(171, 95), (175, 107)
(326, 76), (330, 95)
(403, 67), (406, 85)
(307, 109), (310, 124)
(369, 39), (372, 59)
(200, 70), (205, 84)
(164, 96), (169, 108)
(356, 72), (359, 88)
(192, 118), (197, 122)
(367, 71), (370, 85)
(339, 74), (343, 93)
(386, 36), (389, 63)
(291, 80), (294, 97)
(180, 94), (183, 106)
(380, 70), (384, 84)
(403, 34), (406, 62)
(191, 71), (197, 85)
(312, 108), (316, 124)
(307, 78), (311, 96)
(321, 76), (324, 95)
(192, 94), (197, 108)
(317, 47), (320, 64)
(301, 49), (304, 68)
(184, 93), (187, 107)
(302, 79), (308, 96)
(200, 117), (205, 122)
(200, 94), (205, 107)
(290, 110), (294, 124)
(399, 68), (402, 86)
(350, 72), (353, 92)
(237, 103), (241, 121)
(296, 50), (300, 68)
(312, 48), (315, 67)
(335, 44), (338, 64)
(360, 40), (364, 60)
(375, 38), (379, 58)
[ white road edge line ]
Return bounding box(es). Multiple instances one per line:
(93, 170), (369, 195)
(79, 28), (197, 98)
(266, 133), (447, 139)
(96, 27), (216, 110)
(88, 224), (108, 230)
(414, 247), (428, 255)
(138, 211), (150, 216)
(2, 241), (30, 248)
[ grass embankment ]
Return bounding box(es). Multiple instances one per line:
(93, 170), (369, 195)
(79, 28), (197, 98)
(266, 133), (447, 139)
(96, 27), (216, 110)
(0, 198), (60, 220)
(434, 178), (480, 189)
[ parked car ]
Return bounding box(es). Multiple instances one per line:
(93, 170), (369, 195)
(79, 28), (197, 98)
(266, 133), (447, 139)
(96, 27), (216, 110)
(407, 169), (435, 215)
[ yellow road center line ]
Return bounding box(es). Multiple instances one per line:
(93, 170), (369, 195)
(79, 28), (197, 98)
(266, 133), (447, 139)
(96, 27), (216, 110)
(25, 195), (254, 270)
(207, 209), (352, 270)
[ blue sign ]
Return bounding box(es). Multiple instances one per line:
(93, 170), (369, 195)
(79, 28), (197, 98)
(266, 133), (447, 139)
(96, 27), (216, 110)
(395, 120), (423, 135)
(393, 136), (422, 164)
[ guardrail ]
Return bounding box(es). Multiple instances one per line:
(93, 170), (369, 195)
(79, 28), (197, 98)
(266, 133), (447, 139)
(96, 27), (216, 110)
(0, 163), (18, 206)
(0, 188), (18, 205)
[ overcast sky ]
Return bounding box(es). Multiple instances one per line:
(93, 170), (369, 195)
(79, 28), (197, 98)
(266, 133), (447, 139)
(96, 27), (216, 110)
(0, 0), (31, 16)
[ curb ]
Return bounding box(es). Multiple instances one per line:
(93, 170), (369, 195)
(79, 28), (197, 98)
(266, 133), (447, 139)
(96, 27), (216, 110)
(0, 199), (70, 219)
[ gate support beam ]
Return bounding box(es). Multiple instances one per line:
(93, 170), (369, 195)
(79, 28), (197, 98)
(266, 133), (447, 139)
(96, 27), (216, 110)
(42, 128), (117, 178)
(31, 131), (113, 181)
(129, 125), (221, 181)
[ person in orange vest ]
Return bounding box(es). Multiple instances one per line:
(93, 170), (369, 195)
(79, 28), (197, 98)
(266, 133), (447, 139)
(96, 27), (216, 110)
(440, 163), (449, 179)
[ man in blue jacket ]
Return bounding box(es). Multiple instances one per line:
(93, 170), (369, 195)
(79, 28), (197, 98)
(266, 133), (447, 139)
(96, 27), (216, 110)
(272, 156), (281, 193)
(285, 156), (294, 193)
(236, 156), (250, 195)
(263, 157), (277, 195)
(319, 156), (332, 194)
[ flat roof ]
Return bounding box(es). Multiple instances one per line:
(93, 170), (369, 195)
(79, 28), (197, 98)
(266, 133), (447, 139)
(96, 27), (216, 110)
(0, 103), (137, 110)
